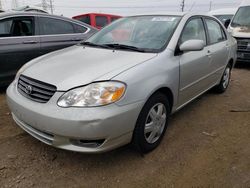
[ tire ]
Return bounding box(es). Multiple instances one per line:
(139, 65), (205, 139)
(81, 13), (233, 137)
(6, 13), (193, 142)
(214, 64), (232, 93)
(132, 92), (170, 153)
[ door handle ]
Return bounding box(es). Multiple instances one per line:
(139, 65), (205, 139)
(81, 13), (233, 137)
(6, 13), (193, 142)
(23, 40), (38, 44)
(206, 50), (212, 58)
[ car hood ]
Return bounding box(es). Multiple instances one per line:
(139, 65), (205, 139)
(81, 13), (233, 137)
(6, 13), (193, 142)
(231, 26), (250, 38)
(23, 45), (157, 91)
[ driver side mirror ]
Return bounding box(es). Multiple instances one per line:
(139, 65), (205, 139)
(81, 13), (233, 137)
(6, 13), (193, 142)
(179, 40), (205, 52)
(224, 19), (231, 29)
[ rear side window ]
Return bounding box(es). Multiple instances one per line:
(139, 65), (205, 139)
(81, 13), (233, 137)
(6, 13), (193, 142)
(0, 17), (34, 37)
(180, 18), (206, 45)
(96, 16), (108, 27)
(205, 19), (226, 44)
(39, 17), (74, 35)
(73, 24), (87, 33)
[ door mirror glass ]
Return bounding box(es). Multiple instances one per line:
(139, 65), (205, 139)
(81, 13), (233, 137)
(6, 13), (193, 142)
(179, 39), (205, 52)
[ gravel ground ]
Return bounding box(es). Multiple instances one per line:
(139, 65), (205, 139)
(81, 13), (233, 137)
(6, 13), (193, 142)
(0, 65), (249, 188)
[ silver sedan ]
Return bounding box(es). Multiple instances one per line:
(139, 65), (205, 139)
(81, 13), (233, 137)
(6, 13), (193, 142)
(7, 12), (237, 153)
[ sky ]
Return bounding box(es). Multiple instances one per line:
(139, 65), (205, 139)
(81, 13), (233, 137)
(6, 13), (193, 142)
(1, 0), (243, 17)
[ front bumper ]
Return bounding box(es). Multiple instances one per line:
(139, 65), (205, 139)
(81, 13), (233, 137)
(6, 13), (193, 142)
(7, 81), (144, 153)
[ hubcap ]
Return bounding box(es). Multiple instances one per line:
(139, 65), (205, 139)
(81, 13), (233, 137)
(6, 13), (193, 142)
(144, 103), (167, 144)
(222, 67), (230, 89)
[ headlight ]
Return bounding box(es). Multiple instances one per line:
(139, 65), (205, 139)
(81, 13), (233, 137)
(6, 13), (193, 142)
(57, 81), (126, 107)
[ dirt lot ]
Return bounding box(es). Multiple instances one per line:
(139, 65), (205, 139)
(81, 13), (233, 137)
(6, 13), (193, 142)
(0, 66), (249, 188)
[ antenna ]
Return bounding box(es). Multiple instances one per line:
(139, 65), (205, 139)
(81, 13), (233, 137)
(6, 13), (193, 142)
(180, 0), (185, 12)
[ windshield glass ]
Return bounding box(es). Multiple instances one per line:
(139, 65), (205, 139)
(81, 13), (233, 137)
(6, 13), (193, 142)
(231, 6), (250, 27)
(86, 15), (181, 52)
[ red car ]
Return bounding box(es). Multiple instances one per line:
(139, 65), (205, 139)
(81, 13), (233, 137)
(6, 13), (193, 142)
(72, 13), (121, 29)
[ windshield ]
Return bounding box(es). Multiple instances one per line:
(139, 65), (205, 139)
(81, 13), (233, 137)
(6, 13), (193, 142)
(85, 15), (181, 52)
(231, 6), (250, 27)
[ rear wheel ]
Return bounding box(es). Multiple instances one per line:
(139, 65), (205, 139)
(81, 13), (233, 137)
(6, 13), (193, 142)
(214, 64), (232, 93)
(132, 92), (170, 153)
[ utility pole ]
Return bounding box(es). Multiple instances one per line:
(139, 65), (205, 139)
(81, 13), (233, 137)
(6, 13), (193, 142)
(180, 0), (185, 12)
(12, 0), (19, 9)
(209, 1), (212, 11)
(49, 0), (54, 14)
(41, 0), (54, 14)
(42, 0), (47, 12)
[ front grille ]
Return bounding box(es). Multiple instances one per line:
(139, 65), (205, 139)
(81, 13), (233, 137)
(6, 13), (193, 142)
(235, 37), (250, 51)
(18, 75), (57, 103)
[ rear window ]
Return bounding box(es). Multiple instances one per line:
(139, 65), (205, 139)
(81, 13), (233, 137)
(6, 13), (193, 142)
(96, 16), (108, 27)
(75, 15), (91, 25)
(39, 17), (75, 35)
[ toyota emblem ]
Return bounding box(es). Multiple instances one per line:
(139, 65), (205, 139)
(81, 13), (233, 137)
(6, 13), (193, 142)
(25, 85), (33, 95)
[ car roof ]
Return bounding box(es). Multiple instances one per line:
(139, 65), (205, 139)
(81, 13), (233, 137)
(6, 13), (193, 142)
(209, 8), (237, 15)
(127, 12), (213, 18)
(0, 11), (97, 30)
(240, 0), (250, 6)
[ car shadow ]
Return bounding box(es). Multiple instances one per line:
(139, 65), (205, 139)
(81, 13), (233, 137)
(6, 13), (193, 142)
(234, 62), (250, 70)
(0, 86), (8, 94)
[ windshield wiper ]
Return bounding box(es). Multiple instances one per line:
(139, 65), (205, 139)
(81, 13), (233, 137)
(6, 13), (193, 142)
(103, 43), (148, 52)
(80, 41), (112, 49)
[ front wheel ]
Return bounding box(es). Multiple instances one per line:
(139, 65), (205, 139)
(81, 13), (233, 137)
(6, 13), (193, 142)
(132, 92), (170, 153)
(214, 64), (232, 93)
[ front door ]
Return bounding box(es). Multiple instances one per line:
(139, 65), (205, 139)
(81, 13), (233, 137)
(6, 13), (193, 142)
(178, 17), (211, 106)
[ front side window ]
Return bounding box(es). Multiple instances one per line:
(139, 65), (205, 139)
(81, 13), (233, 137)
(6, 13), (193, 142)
(180, 18), (206, 44)
(39, 17), (74, 35)
(231, 6), (250, 27)
(205, 19), (225, 44)
(0, 17), (33, 37)
(95, 16), (108, 27)
(86, 16), (181, 52)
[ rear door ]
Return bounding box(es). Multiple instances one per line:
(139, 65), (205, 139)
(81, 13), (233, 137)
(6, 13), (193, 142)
(178, 17), (212, 106)
(38, 16), (91, 56)
(204, 18), (229, 83)
(0, 16), (40, 85)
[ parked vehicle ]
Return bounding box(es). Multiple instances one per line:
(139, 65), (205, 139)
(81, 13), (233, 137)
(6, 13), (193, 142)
(209, 8), (236, 25)
(72, 13), (121, 29)
(0, 12), (97, 86)
(228, 0), (250, 63)
(7, 12), (237, 153)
